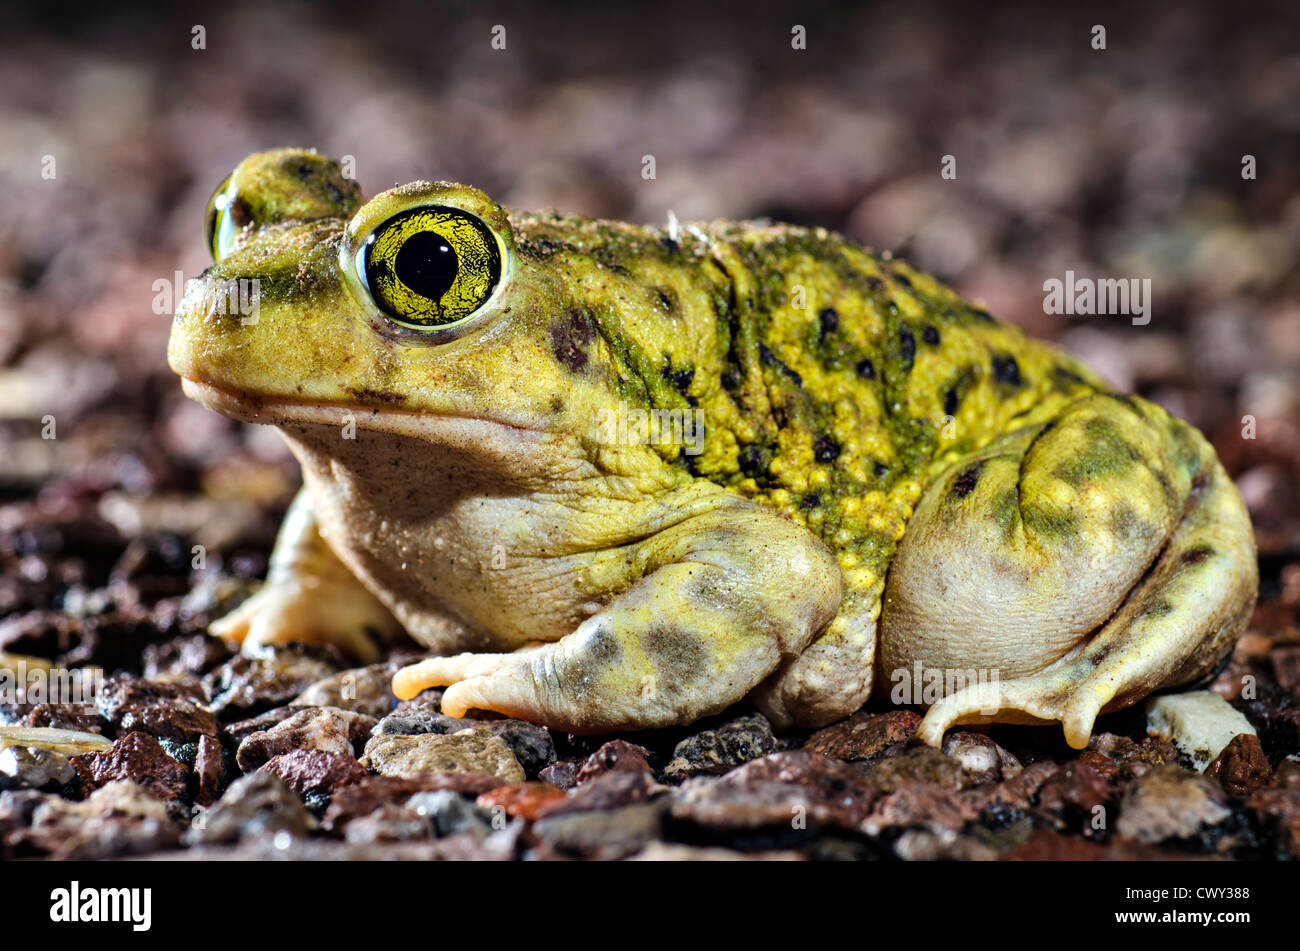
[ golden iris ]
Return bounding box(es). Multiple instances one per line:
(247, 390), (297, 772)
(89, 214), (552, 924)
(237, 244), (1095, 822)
(361, 207), (502, 329)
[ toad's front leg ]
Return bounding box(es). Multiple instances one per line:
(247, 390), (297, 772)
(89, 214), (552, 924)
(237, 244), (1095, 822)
(211, 489), (405, 663)
(392, 501), (842, 733)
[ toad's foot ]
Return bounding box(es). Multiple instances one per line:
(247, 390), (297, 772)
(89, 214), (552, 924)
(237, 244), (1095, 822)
(881, 393), (1257, 749)
(210, 489), (403, 664)
(392, 502), (842, 732)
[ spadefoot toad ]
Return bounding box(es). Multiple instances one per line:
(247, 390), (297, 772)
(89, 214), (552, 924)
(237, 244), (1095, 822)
(168, 149), (1257, 748)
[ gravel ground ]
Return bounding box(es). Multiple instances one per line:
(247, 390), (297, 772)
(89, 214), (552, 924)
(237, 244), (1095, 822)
(1, 0), (1298, 860)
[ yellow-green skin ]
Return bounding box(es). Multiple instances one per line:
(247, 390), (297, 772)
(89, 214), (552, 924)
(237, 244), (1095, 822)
(169, 150), (1258, 748)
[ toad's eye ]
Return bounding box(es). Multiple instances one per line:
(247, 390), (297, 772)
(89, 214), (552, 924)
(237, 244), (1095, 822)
(356, 206), (503, 330)
(205, 173), (235, 261)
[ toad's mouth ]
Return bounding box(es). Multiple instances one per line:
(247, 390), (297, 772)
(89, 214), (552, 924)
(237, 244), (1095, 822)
(180, 378), (548, 447)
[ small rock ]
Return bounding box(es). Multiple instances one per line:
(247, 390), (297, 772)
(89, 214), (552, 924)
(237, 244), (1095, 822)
(293, 663), (399, 718)
(1116, 765), (1232, 844)
(803, 709), (920, 762)
(222, 706), (299, 746)
(342, 802), (432, 844)
(866, 784), (981, 835)
(538, 759), (580, 790)
(724, 750), (878, 825)
(539, 769), (664, 817)
(371, 707), (554, 778)
(1088, 731), (1184, 773)
(483, 720), (556, 778)
(70, 732), (190, 803)
(258, 749), (368, 802)
(1205, 733), (1271, 796)
(409, 789), (493, 837)
(188, 773), (315, 844)
(235, 706), (376, 772)
(371, 701), (452, 736)
(941, 731), (1019, 784)
(21, 703), (104, 734)
(1145, 691), (1258, 771)
(27, 780), (181, 859)
(1245, 759), (1300, 858)
(142, 633), (234, 680)
(1271, 645), (1300, 694)
(669, 777), (820, 831)
(203, 646), (340, 718)
(96, 674), (219, 743)
(0, 745), (74, 790)
(477, 782), (568, 821)
(193, 733), (225, 807)
(360, 731), (525, 783)
(894, 828), (998, 861)
(1033, 760), (1117, 831)
(321, 774), (505, 831)
(862, 746), (968, 793)
(575, 739), (654, 784)
(532, 802), (667, 860)
(662, 713), (780, 780)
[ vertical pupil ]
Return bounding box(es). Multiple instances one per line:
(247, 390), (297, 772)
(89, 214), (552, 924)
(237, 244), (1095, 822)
(395, 230), (459, 300)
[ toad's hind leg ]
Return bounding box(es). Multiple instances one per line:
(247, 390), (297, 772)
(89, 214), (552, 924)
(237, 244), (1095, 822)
(879, 393), (1257, 749)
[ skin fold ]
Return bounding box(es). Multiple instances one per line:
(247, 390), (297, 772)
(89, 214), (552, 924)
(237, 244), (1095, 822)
(168, 149), (1258, 747)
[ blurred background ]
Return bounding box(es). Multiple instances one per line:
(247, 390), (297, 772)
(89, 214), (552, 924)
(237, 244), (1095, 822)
(0, 0), (1297, 618)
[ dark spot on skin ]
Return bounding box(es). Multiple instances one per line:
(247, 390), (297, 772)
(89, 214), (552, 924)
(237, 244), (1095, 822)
(722, 365), (743, 392)
(550, 309), (596, 373)
(1141, 599), (1175, 619)
(348, 387), (406, 404)
(818, 307), (839, 340)
(873, 461), (890, 478)
(813, 435), (841, 463)
(951, 461), (983, 499)
(758, 342), (802, 386)
(655, 288), (677, 313)
(583, 627), (622, 667)
(855, 358), (876, 380)
(1021, 500), (1079, 541)
(1052, 365), (1087, 389)
(866, 277), (886, 294)
(1054, 417), (1144, 487)
(294, 161), (316, 181)
(666, 365), (694, 393)
(549, 396), (564, 414)
(972, 307), (995, 323)
(1181, 546), (1214, 566)
(1109, 393), (1141, 414)
(923, 325), (940, 345)
(660, 236), (680, 253)
(991, 354), (1022, 386)
(739, 444), (771, 479)
(894, 273), (913, 289)
(801, 492), (822, 509)
(944, 386), (960, 417)
(898, 327), (916, 370)
(642, 626), (708, 684)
